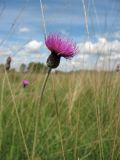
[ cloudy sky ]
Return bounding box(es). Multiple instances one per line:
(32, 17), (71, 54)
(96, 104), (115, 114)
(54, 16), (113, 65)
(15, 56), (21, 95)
(0, 0), (120, 71)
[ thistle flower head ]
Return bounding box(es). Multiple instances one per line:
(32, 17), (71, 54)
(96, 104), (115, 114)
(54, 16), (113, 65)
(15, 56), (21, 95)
(22, 80), (29, 88)
(6, 56), (12, 70)
(116, 64), (120, 72)
(45, 33), (77, 58)
(45, 33), (78, 68)
(6, 56), (12, 64)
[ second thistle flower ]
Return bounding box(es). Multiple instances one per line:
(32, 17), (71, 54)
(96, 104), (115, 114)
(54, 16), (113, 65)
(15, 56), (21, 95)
(45, 33), (78, 69)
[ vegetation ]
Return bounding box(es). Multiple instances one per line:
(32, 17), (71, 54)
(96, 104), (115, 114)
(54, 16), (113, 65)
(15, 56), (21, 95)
(20, 64), (27, 73)
(27, 62), (48, 73)
(0, 70), (120, 160)
(0, 64), (4, 72)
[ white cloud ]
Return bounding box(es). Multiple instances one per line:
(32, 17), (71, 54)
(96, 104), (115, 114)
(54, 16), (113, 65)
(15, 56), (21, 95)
(19, 27), (30, 33)
(59, 37), (120, 71)
(25, 40), (43, 53)
(0, 40), (44, 70)
(58, 54), (90, 71)
(78, 38), (120, 55)
(1, 37), (120, 71)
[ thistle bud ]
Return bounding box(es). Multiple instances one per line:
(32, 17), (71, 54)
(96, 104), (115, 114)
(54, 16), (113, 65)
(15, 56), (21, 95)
(47, 52), (60, 68)
(6, 56), (12, 70)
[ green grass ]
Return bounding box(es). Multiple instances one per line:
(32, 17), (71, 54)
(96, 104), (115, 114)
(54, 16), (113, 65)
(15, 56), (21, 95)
(0, 71), (120, 160)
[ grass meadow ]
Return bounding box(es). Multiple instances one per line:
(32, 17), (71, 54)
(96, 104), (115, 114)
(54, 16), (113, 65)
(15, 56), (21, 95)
(0, 70), (120, 160)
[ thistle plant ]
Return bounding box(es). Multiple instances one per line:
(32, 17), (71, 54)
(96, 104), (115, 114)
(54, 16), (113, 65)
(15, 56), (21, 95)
(5, 56), (12, 71)
(46, 33), (78, 69)
(32, 33), (78, 159)
(22, 80), (29, 88)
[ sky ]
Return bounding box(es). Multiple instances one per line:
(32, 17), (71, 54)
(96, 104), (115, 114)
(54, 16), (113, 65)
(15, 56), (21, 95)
(0, 0), (120, 71)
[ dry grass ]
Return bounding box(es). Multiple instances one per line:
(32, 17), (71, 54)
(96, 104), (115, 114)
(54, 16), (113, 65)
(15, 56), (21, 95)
(0, 70), (120, 160)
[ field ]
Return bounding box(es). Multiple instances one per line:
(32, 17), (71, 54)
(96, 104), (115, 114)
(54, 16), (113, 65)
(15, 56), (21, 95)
(0, 70), (120, 160)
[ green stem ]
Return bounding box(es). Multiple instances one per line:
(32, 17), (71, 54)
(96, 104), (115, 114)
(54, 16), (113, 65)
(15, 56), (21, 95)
(5, 70), (30, 160)
(32, 67), (51, 160)
(52, 76), (66, 160)
(54, 94), (66, 160)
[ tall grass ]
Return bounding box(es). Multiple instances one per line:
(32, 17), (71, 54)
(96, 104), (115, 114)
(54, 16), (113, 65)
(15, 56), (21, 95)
(0, 71), (120, 160)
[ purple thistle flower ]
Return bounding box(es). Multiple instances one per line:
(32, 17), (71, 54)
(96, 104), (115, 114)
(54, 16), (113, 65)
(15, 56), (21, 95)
(22, 80), (29, 88)
(45, 33), (78, 68)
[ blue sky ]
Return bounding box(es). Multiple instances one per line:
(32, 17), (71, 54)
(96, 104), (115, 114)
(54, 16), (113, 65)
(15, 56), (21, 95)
(0, 0), (120, 71)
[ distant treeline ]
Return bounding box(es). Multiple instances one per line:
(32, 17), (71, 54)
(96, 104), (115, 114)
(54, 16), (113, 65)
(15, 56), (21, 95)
(0, 62), (68, 75)
(20, 62), (48, 73)
(0, 62), (48, 73)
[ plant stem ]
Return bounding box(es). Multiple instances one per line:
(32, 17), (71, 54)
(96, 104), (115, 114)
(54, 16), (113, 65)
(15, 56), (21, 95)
(32, 67), (51, 160)
(54, 93), (66, 160)
(5, 70), (30, 160)
(52, 75), (66, 160)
